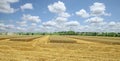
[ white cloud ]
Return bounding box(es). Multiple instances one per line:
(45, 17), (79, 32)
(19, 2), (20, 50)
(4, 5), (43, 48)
(63, 21), (80, 32)
(76, 9), (89, 18)
(0, 23), (16, 32)
(90, 2), (110, 16)
(20, 3), (33, 11)
(0, 23), (6, 31)
(65, 21), (80, 26)
(0, 0), (19, 13)
(108, 21), (116, 26)
(5, 24), (15, 29)
(85, 17), (104, 23)
(16, 27), (26, 31)
(46, 1), (73, 31)
(48, 1), (66, 13)
(106, 21), (120, 32)
(31, 23), (37, 26)
(22, 14), (41, 23)
(78, 21), (120, 32)
(59, 12), (70, 18)
(43, 21), (56, 27)
(0, 23), (5, 27)
(55, 17), (67, 22)
(1, 1), (119, 32)
(42, 19), (80, 32)
(16, 21), (27, 26)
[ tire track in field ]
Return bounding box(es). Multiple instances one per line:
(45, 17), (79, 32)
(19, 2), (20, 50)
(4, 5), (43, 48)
(31, 35), (50, 47)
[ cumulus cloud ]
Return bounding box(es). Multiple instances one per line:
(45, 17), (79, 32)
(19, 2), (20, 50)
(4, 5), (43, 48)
(46, 1), (81, 32)
(105, 21), (120, 32)
(0, 23), (5, 27)
(41, 17), (80, 32)
(76, 2), (110, 18)
(22, 14), (41, 23)
(0, 23), (16, 32)
(55, 17), (67, 22)
(76, 9), (90, 18)
(31, 23), (37, 26)
(48, 1), (66, 13)
(0, 1), (119, 32)
(65, 21), (80, 26)
(44, 1), (72, 31)
(85, 17), (104, 23)
(80, 21), (120, 32)
(90, 2), (110, 16)
(16, 21), (27, 26)
(58, 12), (70, 18)
(20, 3), (33, 11)
(5, 24), (15, 29)
(0, 0), (19, 13)
(0, 23), (6, 31)
(43, 21), (56, 27)
(108, 21), (116, 26)
(16, 27), (26, 31)
(47, 1), (73, 30)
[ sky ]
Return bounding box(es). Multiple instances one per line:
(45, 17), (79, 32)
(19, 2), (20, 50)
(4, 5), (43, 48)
(0, 0), (120, 32)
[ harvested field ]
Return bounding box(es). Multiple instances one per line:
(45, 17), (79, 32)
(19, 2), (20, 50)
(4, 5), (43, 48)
(0, 35), (35, 40)
(0, 37), (9, 40)
(0, 35), (120, 61)
(68, 36), (120, 45)
(9, 36), (42, 42)
(0, 35), (14, 40)
(49, 36), (77, 43)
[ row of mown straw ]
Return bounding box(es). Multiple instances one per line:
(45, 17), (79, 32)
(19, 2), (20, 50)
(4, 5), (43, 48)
(68, 36), (120, 45)
(0, 35), (31, 40)
(0, 36), (16, 40)
(10, 36), (42, 42)
(0, 37), (9, 40)
(49, 36), (77, 43)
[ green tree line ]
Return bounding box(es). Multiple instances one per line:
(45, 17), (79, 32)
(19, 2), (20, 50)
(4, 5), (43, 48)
(0, 31), (120, 37)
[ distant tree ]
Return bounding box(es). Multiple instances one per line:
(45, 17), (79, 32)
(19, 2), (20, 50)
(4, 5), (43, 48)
(31, 33), (34, 35)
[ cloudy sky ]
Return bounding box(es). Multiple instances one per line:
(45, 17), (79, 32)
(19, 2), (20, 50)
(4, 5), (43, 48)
(0, 0), (120, 32)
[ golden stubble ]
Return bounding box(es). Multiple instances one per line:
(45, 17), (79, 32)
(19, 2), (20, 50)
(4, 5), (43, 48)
(0, 35), (120, 61)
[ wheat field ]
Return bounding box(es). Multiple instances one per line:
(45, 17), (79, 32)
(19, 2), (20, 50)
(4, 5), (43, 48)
(0, 35), (120, 61)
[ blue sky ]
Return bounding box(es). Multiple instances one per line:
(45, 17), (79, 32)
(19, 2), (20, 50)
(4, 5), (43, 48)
(0, 0), (120, 32)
